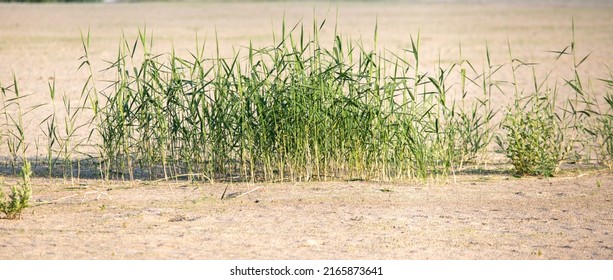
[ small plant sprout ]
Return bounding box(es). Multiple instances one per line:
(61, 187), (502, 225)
(0, 160), (32, 220)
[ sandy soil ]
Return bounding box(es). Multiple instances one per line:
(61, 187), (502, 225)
(1, 171), (612, 259)
(0, 2), (612, 259)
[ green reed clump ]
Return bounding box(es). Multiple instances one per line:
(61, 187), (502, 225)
(492, 31), (607, 177)
(82, 21), (495, 182)
(5, 19), (612, 183)
(541, 22), (613, 170)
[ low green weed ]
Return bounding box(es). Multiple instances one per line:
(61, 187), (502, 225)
(0, 160), (32, 219)
(497, 92), (570, 177)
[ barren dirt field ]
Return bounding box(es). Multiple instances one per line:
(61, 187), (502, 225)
(0, 172), (612, 259)
(1, 2), (612, 259)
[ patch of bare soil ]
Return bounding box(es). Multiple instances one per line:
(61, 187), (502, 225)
(1, 171), (611, 259)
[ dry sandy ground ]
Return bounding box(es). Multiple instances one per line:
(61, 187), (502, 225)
(0, 171), (612, 259)
(0, 2), (612, 259)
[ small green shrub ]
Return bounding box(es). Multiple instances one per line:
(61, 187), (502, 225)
(0, 161), (32, 219)
(496, 93), (570, 177)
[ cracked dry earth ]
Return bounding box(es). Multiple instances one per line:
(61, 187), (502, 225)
(0, 171), (611, 259)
